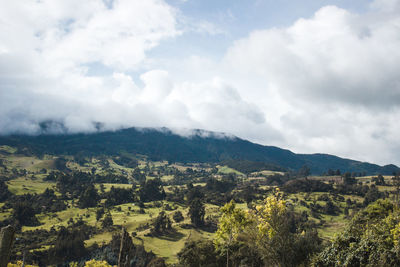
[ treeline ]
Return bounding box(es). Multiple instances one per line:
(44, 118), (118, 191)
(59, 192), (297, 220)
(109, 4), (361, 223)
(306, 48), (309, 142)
(44, 170), (129, 184)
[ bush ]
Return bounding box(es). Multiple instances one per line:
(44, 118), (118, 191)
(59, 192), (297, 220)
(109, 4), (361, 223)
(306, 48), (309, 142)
(173, 211), (184, 223)
(102, 213), (114, 228)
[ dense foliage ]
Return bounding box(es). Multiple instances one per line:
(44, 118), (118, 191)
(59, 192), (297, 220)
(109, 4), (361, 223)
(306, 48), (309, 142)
(313, 200), (400, 266)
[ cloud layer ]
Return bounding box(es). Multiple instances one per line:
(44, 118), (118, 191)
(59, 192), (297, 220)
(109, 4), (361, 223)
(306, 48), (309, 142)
(1, 0), (400, 165)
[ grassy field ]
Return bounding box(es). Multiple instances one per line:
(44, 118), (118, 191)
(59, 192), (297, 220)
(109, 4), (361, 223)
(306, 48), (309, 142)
(217, 165), (244, 176)
(6, 177), (56, 195)
(84, 202), (217, 263)
(287, 191), (353, 240)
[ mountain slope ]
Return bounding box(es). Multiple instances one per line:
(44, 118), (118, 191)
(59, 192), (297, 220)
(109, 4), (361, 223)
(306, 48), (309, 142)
(0, 127), (398, 175)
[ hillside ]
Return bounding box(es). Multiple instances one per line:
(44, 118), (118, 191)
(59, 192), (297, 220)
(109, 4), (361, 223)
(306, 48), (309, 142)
(0, 127), (398, 175)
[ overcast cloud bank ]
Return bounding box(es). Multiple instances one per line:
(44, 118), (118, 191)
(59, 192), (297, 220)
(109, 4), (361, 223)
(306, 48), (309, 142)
(1, 0), (400, 165)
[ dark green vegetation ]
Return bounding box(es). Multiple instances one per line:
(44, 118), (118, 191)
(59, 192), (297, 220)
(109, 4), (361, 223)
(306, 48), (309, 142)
(1, 132), (400, 266)
(0, 127), (398, 174)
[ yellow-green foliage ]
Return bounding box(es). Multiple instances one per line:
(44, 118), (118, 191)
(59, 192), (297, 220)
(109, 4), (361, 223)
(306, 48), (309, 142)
(83, 259), (115, 267)
(214, 192), (288, 251)
(254, 190), (287, 239)
(8, 261), (38, 267)
(214, 200), (251, 251)
(391, 223), (400, 246)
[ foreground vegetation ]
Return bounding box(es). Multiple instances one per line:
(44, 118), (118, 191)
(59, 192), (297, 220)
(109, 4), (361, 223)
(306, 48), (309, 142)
(1, 144), (400, 266)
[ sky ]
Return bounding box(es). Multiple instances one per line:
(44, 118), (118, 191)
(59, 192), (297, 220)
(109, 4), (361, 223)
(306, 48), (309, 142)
(1, 0), (400, 166)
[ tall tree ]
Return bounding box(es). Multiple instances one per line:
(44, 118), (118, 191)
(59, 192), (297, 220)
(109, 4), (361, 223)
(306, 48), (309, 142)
(214, 200), (251, 267)
(188, 198), (205, 227)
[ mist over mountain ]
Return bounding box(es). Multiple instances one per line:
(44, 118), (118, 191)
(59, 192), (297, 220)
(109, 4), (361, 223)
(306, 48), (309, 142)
(0, 126), (397, 175)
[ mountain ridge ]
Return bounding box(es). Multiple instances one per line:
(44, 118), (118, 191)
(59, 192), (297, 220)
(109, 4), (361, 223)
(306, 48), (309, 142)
(0, 127), (398, 175)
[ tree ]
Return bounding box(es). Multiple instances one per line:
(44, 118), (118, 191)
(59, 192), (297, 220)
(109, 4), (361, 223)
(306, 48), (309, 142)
(178, 240), (223, 267)
(343, 172), (356, 185)
(188, 198), (205, 227)
(96, 208), (105, 221)
(139, 178), (165, 202)
(104, 186), (134, 207)
(186, 186), (204, 204)
(51, 226), (86, 263)
(214, 200), (251, 267)
(372, 174), (385, 185)
(150, 211), (172, 235)
(102, 213), (113, 228)
(12, 201), (39, 226)
(78, 184), (99, 208)
(0, 180), (11, 202)
(248, 190), (320, 266)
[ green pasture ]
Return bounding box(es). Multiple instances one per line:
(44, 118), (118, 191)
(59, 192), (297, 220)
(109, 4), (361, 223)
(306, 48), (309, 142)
(217, 165), (244, 176)
(6, 177), (56, 195)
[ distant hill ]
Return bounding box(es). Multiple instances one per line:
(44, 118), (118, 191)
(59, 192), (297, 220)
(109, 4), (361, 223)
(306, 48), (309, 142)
(0, 127), (398, 175)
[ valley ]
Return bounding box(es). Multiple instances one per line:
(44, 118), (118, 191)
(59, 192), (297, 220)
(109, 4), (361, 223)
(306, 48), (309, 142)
(1, 140), (399, 266)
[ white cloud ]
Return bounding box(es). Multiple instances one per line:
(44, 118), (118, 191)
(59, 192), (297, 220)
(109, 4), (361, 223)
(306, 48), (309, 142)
(222, 0), (400, 164)
(225, 4), (400, 108)
(1, 0), (400, 166)
(0, 0), (180, 132)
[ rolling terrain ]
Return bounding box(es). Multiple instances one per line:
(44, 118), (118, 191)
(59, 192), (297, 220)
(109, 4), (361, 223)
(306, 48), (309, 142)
(0, 127), (398, 175)
(0, 142), (399, 266)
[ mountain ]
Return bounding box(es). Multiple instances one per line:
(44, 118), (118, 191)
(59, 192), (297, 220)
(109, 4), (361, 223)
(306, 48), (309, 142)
(0, 127), (398, 175)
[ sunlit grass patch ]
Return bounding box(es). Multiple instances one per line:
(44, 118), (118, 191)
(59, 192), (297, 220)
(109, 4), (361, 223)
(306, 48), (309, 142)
(7, 177), (56, 195)
(217, 165), (244, 176)
(0, 145), (17, 154)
